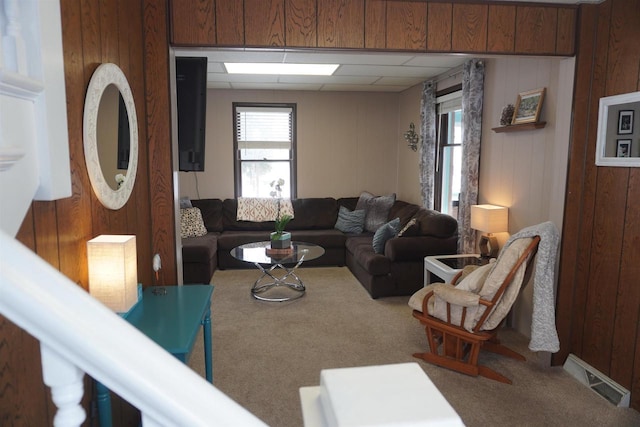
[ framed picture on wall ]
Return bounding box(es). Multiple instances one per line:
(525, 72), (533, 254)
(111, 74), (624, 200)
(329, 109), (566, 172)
(618, 110), (634, 134)
(616, 139), (631, 157)
(512, 88), (546, 124)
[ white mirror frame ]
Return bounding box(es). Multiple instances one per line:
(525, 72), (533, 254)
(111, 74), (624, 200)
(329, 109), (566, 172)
(83, 63), (138, 209)
(596, 91), (640, 167)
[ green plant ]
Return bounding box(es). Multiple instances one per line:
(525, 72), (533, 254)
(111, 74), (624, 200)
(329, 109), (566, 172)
(273, 214), (292, 236)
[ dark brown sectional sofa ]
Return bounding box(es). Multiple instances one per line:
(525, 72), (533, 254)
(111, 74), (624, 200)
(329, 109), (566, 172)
(182, 197), (458, 298)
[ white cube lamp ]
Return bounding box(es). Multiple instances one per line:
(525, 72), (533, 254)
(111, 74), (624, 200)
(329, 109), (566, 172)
(470, 204), (508, 258)
(87, 235), (138, 313)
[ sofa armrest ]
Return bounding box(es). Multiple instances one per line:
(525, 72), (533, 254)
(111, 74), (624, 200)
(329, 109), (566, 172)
(384, 235), (457, 262)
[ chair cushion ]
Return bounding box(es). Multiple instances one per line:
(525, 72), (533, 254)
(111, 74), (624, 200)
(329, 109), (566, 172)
(481, 237), (535, 330)
(408, 284), (438, 313)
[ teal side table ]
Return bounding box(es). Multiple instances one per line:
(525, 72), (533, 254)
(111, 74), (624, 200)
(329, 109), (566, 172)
(97, 284), (214, 426)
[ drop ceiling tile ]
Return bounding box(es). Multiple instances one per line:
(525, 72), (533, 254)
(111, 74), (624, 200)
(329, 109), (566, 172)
(320, 84), (406, 92)
(207, 73), (279, 83)
(404, 55), (467, 68)
(278, 75), (379, 85)
(375, 76), (426, 86)
(335, 64), (444, 78)
(230, 82), (324, 91)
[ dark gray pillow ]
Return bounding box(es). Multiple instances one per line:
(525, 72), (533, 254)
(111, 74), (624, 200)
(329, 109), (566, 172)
(372, 218), (400, 254)
(334, 206), (365, 234)
(356, 191), (396, 232)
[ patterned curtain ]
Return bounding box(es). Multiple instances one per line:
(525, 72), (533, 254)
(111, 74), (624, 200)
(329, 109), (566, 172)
(458, 59), (485, 254)
(419, 80), (436, 209)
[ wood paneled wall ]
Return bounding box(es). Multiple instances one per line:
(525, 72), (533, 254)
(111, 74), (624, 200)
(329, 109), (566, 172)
(170, 0), (576, 55)
(0, 0), (174, 424)
(555, 0), (640, 410)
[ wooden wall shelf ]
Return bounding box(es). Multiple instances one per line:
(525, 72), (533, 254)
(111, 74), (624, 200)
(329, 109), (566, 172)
(492, 122), (547, 133)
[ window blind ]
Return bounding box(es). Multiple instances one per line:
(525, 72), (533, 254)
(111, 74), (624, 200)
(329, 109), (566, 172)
(236, 106), (293, 150)
(437, 91), (462, 115)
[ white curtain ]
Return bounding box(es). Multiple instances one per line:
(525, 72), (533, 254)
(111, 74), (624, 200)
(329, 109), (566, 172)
(458, 59), (484, 254)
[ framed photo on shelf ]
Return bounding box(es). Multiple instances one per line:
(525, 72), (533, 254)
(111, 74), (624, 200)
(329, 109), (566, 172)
(618, 110), (634, 134)
(512, 88), (546, 124)
(616, 139), (631, 157)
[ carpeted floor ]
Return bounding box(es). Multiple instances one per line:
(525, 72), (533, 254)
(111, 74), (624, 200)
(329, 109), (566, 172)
(188, 267), (640, 426)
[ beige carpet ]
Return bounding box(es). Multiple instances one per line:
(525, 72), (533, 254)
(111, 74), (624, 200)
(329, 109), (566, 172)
(188, 267), (640, 426)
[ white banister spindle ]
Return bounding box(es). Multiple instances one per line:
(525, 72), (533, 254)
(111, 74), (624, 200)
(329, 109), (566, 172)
(2, 0), (28, 74)
(41, 344), (87, 427)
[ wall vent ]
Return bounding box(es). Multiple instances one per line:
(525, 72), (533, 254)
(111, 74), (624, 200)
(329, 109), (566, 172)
(563, 353), (630, 407)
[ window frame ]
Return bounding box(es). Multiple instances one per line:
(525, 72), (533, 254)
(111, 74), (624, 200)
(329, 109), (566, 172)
(232, 102), (297, 198)
(434, 85), (462, 214)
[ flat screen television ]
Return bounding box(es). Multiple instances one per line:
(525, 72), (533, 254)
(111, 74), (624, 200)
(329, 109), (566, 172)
(176, 57), (207, 171)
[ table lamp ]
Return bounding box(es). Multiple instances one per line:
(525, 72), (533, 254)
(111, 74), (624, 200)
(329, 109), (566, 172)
(87, 235), (138, 313)
(470, 204), (508, 258)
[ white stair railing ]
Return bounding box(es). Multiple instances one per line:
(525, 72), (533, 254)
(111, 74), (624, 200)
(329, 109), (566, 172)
(0, 229), (267, 426)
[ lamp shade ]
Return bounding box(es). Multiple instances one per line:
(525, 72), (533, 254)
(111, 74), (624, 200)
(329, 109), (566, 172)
(87, 235), (138, 313)
(470, 204), (508, 233)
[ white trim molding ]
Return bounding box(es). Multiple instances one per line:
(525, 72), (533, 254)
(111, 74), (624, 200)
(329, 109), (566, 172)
(0, 0), (71, 236)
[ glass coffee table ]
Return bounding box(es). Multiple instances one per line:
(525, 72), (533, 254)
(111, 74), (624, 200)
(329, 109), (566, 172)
(230, 241), (325, 302)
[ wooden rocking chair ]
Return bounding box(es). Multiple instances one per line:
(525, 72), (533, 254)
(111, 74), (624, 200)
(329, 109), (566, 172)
(411, 236), (540, 384)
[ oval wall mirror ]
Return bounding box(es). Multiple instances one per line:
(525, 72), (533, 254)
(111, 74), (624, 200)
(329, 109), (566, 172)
(83, 63), (138, 209)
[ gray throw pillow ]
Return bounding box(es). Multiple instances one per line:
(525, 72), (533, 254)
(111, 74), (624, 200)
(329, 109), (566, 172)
(372, 218), (400, 254)
(356, 191), (396, 232)
(335, 206), (365, 234)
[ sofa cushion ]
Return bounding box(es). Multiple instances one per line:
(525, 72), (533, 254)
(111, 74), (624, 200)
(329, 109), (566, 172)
(337, 197), (359, 212)
(335, 206), (365, 234)
(191, 199), (223, 232)
(345, 235), (390, 275)
(181, 234), (217, 263)
(356, 192), (396, 232)
(388, 201), (421, 228)
(288, 198), (339, 230)
(180, 207), (208, 238)
(372, 218), (400, 254)
(288, 229), (347, 248)
(414, 209), (458, 238)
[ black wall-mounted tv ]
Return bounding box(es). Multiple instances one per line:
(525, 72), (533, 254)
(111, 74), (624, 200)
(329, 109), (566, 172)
(176, 57), (207, 172)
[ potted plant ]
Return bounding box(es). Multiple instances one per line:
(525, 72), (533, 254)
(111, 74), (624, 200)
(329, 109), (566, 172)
(269, 178), (292, 249)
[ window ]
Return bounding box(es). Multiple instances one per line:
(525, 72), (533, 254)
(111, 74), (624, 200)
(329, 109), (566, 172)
(434, 90), (462, 218)
(233, 103), (297, 198)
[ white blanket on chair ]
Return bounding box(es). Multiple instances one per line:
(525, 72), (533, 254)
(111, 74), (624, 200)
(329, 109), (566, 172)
(502, 221), (560, 353)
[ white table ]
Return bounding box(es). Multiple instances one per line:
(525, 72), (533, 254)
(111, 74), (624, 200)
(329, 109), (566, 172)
(424, 254), (483, 285)
(299, 363), (464, 427)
